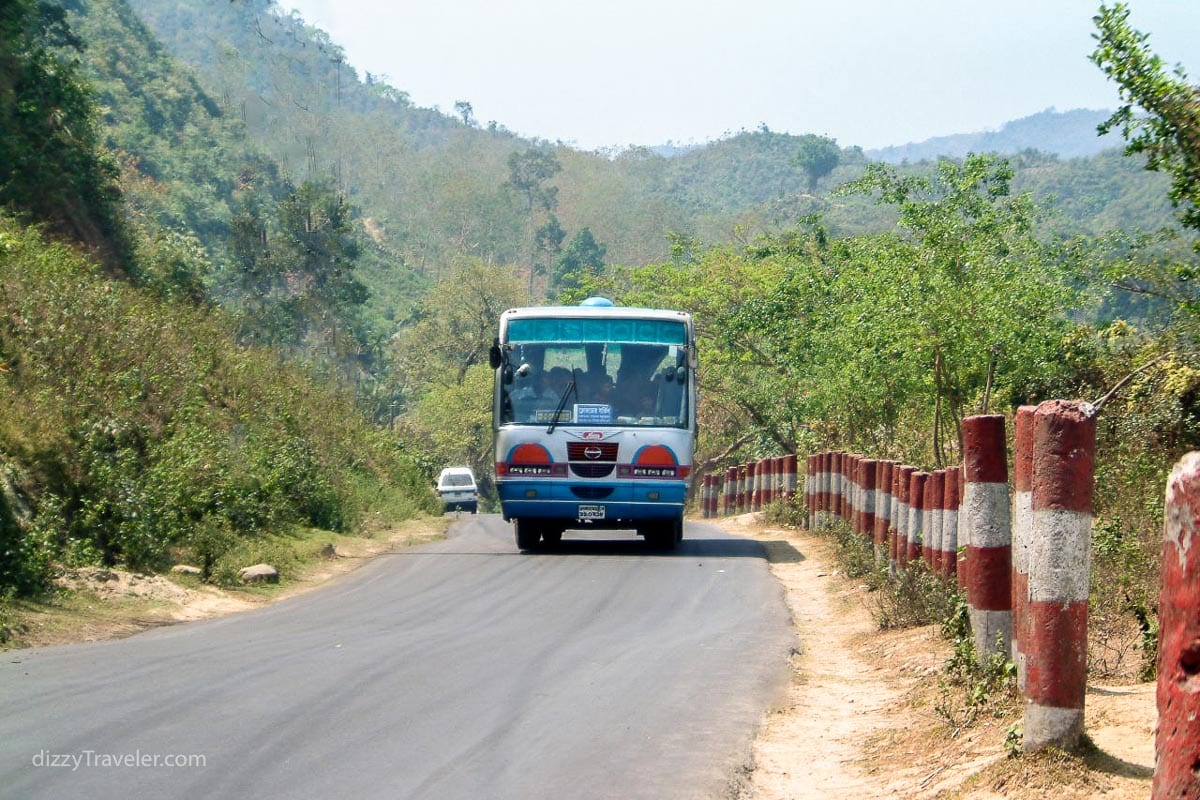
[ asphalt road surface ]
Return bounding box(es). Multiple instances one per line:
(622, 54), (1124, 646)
(0, 516), (792, 800)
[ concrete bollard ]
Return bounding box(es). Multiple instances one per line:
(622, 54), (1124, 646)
(1012, 405), (1036, 691)
(849, 455), (859, 537)
(941, 465), (960, 582)
(725, 466), (736, 517)
(741, 462), (751, 513)
(874, 460), (892, 562)
(962, 414), (1012, 663)
(1023, 400), (1095, 754)
(820, 453), (830, 527)
(818, 452), (832, 529)
(808, 455), (819, 526)
(896, 466), (915, 569)
(761, 456), (772, 507)
(861, 458), (878, 547)
(925, 470), (944, 572)
(886, 462), (900, 570)
(806, 455), (816, 525)
(830, 452), (842, 523)
(956, 465), (968, 593)
(749, 459), (760, 512)
(907, 471), (928, 567)
(1155, 452), (1200, 799)
(845, 455), (855, 531)
(849, 454), (861, 534)
(777, 455), (786, 503)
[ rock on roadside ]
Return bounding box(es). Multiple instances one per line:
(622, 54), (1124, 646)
(237, 564), (279, 584)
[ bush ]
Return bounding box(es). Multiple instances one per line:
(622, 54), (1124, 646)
(0, 217), (430, 595)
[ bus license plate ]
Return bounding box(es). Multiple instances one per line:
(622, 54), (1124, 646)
(578, 504), (606, 520)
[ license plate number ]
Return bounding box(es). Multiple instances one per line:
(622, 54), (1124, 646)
(578, 504), (606, 520)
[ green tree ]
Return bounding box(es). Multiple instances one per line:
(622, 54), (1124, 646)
(552, 227), (607, 299)
(792, 134), (841, 193)
(390, 260), (528, 391)
(390, 261), (528, 489)
(0, 0), (126, 265)
(505, 148), (562, 295)
(228, 179), (366, 355)
(535, 214), (566, 290)
(1092, 3), (1200, 233)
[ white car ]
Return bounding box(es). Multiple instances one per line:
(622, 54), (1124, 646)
(436, 467), (478, 513)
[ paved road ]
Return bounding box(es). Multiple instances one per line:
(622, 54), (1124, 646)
(0, 517), (792, 800)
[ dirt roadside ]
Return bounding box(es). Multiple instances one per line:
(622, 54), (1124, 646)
(715, 513), (1156, 800)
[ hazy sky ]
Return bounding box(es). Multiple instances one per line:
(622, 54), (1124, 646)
(275, 0), (1200, 152)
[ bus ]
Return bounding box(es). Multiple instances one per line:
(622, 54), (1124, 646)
(489, 297), (697, 550)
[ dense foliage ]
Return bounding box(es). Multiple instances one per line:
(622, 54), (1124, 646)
(0, 0), (127, 266)
(0, 217), (433, 592)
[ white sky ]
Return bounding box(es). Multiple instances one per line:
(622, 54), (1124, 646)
(274, 0), (1200, 152)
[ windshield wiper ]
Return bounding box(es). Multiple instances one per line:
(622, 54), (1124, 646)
(546, 369), (578, 434)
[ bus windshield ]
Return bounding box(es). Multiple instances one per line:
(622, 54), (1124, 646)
(499, 341), (689, 428)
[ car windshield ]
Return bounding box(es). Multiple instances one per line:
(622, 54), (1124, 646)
(499, 342), (688, 428)
(442, 474), (473, 487)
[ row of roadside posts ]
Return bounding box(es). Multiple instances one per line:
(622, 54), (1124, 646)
(698, 399), (1200, 798)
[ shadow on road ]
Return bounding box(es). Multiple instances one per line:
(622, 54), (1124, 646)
(523, 536), (776, 559)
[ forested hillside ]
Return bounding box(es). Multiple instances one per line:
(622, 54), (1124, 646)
(0, 0), (434, 604)
(115, 0), (1180, 283)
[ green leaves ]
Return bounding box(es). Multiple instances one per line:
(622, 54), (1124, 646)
(0, 217), (429, 592)
(602, 156), (1078, 466)
(1092, 3), (1200, 233)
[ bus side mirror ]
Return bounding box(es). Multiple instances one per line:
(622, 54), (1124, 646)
(489, 339), (503, 369)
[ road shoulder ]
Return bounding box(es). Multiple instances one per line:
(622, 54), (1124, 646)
(712, 513), (1155, 800)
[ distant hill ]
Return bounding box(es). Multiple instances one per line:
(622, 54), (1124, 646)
(81, 0), (1179, 292)
(867, 108), (1125, 163)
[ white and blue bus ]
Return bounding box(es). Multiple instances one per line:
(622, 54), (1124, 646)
(489, 298), (697, 550)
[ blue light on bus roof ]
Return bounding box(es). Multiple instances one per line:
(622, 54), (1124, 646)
(579, 296), (615, 307)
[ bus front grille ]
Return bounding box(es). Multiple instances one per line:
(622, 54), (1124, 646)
(570, 463), (616, 478)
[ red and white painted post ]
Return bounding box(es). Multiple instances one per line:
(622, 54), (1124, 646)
(874, 460), (892, 562)
(1023, 400), (1095, 753)
(897, 462), (912, 568)
(962, 414), (1012, 663)
(739, 462), (748, 513)
(1011, 405), (1036, 691)
(955, 465), (968, 593)
(1155, 452), (1200, 799)
(924, 470), (944, 572)
(829, 452), (842, 523)
(750, 459), (762, 512)
(844, 450), (854, 525)
(818, 452), (832, 529)
(725, 466), (736, 517)
(861, 458), (878, 548)
(848, 454), (862, 534)
(941, 465), (960, 582)
(887, 462), (901, 570)
(907, 471), (928, 567)
(784, 454), (798, 502)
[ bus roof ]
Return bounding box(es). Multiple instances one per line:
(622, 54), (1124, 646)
(500, 305), (691, 323)
(499, 304), (692, 346)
